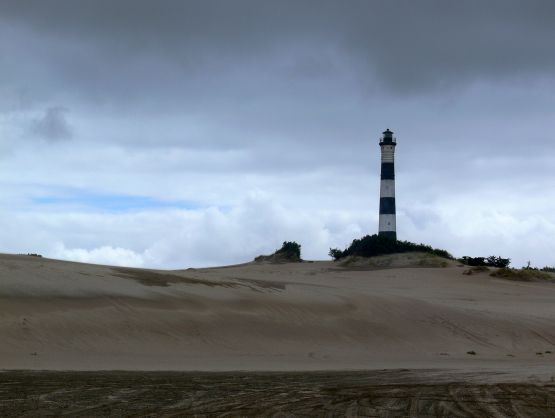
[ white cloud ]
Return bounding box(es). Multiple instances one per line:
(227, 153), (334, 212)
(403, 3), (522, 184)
(52, 243), (145, 267)
(0, 192), (375, 268)
(1, 187), (554, 270)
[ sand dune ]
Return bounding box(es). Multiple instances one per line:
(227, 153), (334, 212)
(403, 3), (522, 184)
(1, 253), (555, 380)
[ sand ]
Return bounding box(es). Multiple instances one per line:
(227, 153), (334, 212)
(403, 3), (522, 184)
(1, 252), (555, 382)
(3, 370), (555, 417)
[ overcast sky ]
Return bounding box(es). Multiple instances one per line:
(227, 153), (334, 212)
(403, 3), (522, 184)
(0, 0), (554, 268)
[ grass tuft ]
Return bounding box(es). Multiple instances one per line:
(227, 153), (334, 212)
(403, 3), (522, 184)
(490, 268), (553, 281)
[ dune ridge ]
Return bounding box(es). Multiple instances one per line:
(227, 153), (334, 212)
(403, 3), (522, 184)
(1, 253), (555, 381)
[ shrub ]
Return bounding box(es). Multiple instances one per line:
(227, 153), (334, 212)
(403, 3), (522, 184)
(255, 241), (302, 263)
(328, 248), (343, 260)
(329, 234), (453, 261)
(459, 255), (510, 268)
(459, 256), (487, 266)
(275, 241), (301, 260)
(486, 256), (511, 268)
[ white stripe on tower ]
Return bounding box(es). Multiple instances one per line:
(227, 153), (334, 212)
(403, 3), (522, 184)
(378, 129), (397, 240)
(379, 214), (396, 233)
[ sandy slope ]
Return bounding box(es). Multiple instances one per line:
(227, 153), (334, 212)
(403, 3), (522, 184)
(1, 253), (555, 380)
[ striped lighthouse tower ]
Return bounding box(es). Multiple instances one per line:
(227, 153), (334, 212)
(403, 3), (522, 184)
(378, 129), (397, 240)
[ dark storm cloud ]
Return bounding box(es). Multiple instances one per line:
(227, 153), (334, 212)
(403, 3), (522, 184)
(2, 0), (554, 161)
(31, 107), (73, 141)
(1, 0), (554, 102)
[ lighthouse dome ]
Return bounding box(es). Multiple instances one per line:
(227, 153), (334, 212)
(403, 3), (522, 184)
(380, 129), (396, 145)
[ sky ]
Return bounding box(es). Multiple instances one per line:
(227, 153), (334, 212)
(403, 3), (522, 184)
(0, 0), (554, 268)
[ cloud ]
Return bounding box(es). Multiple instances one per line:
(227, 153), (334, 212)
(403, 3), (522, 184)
(0, 1), (554, 270)
(1, 189), (555, 269)
(1, 0), (555, 107)
(0, 193), (373, 268)
(53, 243), (145, 267)
(30, 107), (72, 141)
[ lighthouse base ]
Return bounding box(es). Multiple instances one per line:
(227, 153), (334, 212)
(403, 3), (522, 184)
(379, 231), (397, 241)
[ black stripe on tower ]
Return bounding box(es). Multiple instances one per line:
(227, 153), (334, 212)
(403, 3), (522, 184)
(381, 162), (395, 180)
(379, 197), (396, 214)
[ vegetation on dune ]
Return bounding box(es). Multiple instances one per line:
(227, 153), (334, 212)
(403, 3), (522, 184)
(255, 241), (302, 263)
(459, 256), (510, 268)
(462, 265), (490, 275)
(490, 267), (553, 281)
(522, 261), (555, 273)
(275, 241), (301, 260)
(460, 259), (555, 280)
(328, 234), (453, 261)
(337, 252), (452, 269)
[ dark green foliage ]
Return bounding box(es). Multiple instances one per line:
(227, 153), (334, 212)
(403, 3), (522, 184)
(329, 234), (453, 261)
(486, 256), (511, 268)
(328, 248), (343, 260)
(459, 256), (487, 266)
(276, 241), (301, 260)
(459, 256), (510, 268)
(541, 266), (555, 273)
(254, 241), (302, 263)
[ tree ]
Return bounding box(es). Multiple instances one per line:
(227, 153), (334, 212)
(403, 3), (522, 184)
(276, 241), (301, 260)
(486, 256), (511, 268)
(329, 248), (343, 261)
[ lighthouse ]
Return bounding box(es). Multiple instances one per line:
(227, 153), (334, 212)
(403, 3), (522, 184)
(378, 129), (397, 240)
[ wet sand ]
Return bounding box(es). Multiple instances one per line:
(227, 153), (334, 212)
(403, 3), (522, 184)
(2, 370), (555, 417)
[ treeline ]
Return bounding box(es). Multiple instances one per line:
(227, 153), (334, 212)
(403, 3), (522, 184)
(458, 256), (510, 268)
(459, 257), (555, 271)
(328, 234), (453, 261)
